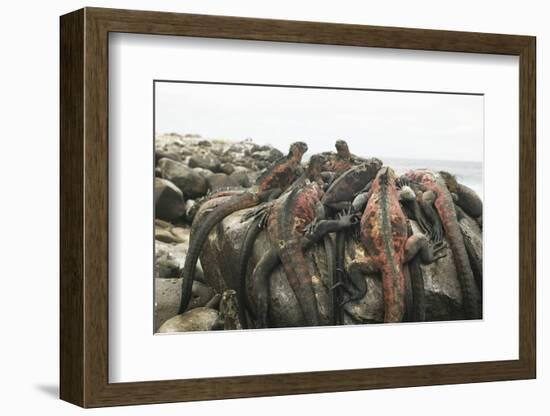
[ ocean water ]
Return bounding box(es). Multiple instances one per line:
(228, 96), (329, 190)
(383, 157), (483, 200)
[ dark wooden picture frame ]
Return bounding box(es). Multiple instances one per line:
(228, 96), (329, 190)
(60, 7), (536, 408)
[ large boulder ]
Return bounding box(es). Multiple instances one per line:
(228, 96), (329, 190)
(158, 307), (222, 333)
(155, 241), (187, 279)
(196, 204), (472, 327)
(188, 153), (221, 172)
(158, 158), (208, 198)
(154, 278), (216, 330)
(206, 173), (241, 191)
(154, 178), (186, 221)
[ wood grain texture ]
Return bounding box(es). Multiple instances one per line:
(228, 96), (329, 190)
(59, 8), (84, 406)
(59, 7), (537, 408)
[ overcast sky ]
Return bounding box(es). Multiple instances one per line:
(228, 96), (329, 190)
(155, 81), (483, 162)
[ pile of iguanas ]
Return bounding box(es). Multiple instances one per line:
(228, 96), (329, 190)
(177, 140), (483, 328)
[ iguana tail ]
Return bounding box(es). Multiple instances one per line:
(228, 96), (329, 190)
(407, 257), (426, 321)
(435, 194), (482, 319)
(278, 245), (321, 326)
(178, 191), (264, 314)
(237, 216), (264, 328)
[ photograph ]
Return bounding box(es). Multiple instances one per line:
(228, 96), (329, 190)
(153, 80), (484, 332)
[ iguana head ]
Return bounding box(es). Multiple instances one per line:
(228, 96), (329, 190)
(376, 166), (397, 188)
(439, 171), (459, 193)
(288, 141), (308, 161)
(335, 140), (351, 159)
(307, 154), (323, 180)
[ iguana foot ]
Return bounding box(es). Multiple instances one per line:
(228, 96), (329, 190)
(241, 203), (271, 223)
(405, 234), (447, 264)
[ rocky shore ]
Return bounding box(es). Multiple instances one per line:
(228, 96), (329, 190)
(154, 133), (285, 331)
(154, 133), (483, 332)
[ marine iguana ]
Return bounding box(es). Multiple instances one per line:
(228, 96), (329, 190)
(321, 140), (355, 178)
(256, 190), (357, 327)
(237, 155), (381, 327)
(321, 158), (383, 212)
(439, 171), (483, 219)
(343, 167), (446, 323)
(178, 141), (308, 314)
(404, 169), (482, 319)
(242, 155), (358, 328)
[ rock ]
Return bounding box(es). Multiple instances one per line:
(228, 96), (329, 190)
(459, 212), (483, 292)
(251, 147), (283, 162)
(188, 153), (221, 172)
(154, 278), (181, 331)
(158, 158), (208, 198)
(155, 241), (187, 279)
(197, 208), (471, 327)
(155, 219), (173, 229)
(192, 167), (215, 178)
(197, 207), (332, 327)
(221, 163), (235, 175)
(155, 227), (179, 244)
(206, 173), (240, 191)
(220, 290), (241, 330)
(154, 225), (189, 244)
(230, 170), (252, 188)
(155, 149), (182, 164)
(155, 178), (186, 221)
(157, 307), (222, 333)
(190, 281), (217, 310)
(171, 227), (190, 245)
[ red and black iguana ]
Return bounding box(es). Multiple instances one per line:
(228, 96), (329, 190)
(246, 155), (360, 327)
(178, 142), (308, 314)
(403, 169), (482, 320)
(343, 167), (445, 323)
(237, 156), (383, 327)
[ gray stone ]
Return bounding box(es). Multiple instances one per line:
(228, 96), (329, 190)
(157, 307), (222, 333)
(188, 153), (221, 172)
(206, 173), (240, 191)
(154, 278), (181, 331)
(155, 178), (186, 221)
(155, 218), (173, 229)
(459, 212), (483, 292)
(154, 225), (189, 244)
(192, 167), (215, 178)
(155, 241), (187, 279)
(221, 163), (235, 175)
(220, 290), (242, 330)
(155, 149), (182, 164)
(229, 170), (252, 188)
(158, 158), (208, 198)
(197, 208), (471, 327)
(155, 227), (179, 244)
(171, 227), (190, 245)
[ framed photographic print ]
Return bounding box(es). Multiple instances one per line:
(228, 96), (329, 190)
(60, 7), (536, 408)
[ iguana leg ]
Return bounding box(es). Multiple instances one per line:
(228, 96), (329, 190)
(341, 256), (377, 306)
(237, 214), (267, 329)
(251, 210), (357, 328)
(324, 201), (352, 212)
(252, 248), (280, 328)
(404, 234), (447, 264)
(399, 187), (431, 235)
(420, 190), (445, 243)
